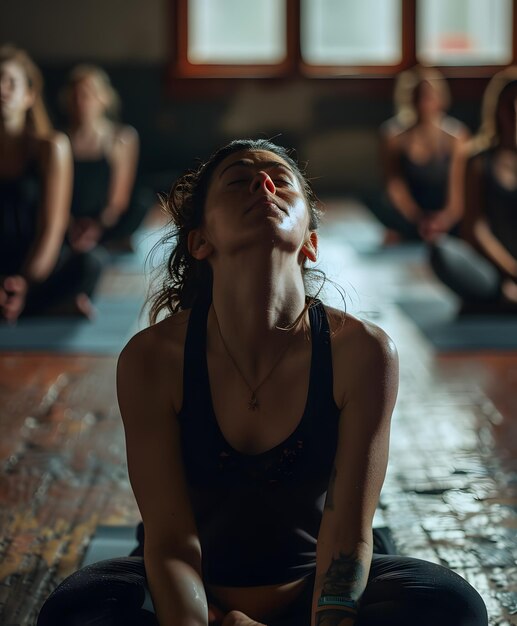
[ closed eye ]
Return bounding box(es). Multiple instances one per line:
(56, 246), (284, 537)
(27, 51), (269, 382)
(227, 179), (249, 186)
(274, 178), (293, 186)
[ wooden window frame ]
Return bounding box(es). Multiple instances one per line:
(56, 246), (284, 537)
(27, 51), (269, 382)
(169, 0), (517, 81)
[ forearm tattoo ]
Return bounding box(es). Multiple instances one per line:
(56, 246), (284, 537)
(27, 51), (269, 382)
(322, 550), (364, 598)
(315, 550), (364, 625)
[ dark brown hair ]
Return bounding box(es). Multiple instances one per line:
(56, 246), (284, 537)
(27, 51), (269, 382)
(147, 139), (323, 324)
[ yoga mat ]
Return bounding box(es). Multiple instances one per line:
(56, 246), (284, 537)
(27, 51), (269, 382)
(0, 296), (143, 354)
(82, 525), (139, 566)
(397, 295), (517, 351)
(108, 227), (168, 274)
(320, 221), (427, 260)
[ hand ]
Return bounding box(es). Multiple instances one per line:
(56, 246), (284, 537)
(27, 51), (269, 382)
(418, 211), (455, 242)
(221, 610), (267, 626)
(68, 217), (104, 252)
(502, 277), (517, 304)
(0, 275), (29, 322)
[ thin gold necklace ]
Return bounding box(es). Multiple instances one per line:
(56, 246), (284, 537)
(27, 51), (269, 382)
(212, 305), (306, 411)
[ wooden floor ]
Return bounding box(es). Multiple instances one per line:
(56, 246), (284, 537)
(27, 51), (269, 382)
(0, 203), (516, 625)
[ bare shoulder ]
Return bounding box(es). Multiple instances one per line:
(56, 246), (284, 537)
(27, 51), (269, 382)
(35, 131), (71, 164)
(325, 306), (397, 362)
(441, 115), (470, 141)
(383, 123), (407, 149)
(117, 309), (191, 413)
(323, 306), (399, 406)
(119, 308), (190, 370)
(113, 123), (139, 147)
(379, 116), (405, 139)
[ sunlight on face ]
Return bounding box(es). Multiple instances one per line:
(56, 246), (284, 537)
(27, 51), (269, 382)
(202, 149), (311, 255)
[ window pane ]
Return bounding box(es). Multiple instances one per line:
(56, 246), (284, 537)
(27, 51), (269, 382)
(301, 0), (402, 65)
(188, 0), (286, 64)
(417, 0), (512, 65)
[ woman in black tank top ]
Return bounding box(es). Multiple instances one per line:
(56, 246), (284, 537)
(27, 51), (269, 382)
(0, 46), (105, 321)
(38, 140), (487, 626)
(375, 66), (469, 243)
(62, 65), (150, 253)
(430, 68), (517, 313)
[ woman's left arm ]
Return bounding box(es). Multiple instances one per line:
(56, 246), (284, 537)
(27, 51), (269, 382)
(20, 132), (73, 282)
(311, 322), (399, 626)
(99, 125), (139, 228)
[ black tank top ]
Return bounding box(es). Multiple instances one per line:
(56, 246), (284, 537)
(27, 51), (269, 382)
(0, 159), (40, 275)
(71, 156), (111, 219)
(399, 152), (451, 212)
(177, 296), (341, 587)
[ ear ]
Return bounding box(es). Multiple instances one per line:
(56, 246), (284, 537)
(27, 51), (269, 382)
(188, 229), (213, 260)
(301, 231), (318, 262)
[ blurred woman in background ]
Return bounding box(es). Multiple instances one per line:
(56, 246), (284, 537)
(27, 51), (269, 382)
(0, 45), (104, 321)
(375, 66), (469, 243)
(430, 67), (517, 312)
(62, 64), (150, 253)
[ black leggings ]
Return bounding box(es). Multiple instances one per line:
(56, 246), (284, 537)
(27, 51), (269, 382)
(20, 245), (107, 316)
(37, 554), (488, 626)
(429, 235), (502, 303)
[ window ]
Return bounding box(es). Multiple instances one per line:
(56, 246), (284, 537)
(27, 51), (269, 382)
(417, 0), (513, 66)
(172, 0), (517, 78)
(187, 0), (286, 65)
(301, 0), (402, 66)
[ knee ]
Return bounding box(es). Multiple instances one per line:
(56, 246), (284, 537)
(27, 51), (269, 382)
(37, 557), (149, 626)
(436, 578), (488, 626)
(411, 564), (488, 626)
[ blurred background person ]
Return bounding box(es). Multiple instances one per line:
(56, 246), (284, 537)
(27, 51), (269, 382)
(430, 67), (517, 313)
(0, 45), (104, 322)
(373, 66), (470, 244)
(62, 64), (151, 254)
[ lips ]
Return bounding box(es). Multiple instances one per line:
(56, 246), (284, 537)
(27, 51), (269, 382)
(247, 195), (285, 213)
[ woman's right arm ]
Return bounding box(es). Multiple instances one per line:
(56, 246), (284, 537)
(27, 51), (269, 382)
(117, 329), (208, 626)
(463, 154), (517, 279)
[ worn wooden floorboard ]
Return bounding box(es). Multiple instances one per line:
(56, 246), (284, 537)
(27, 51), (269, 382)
(0, 355), (139, 625)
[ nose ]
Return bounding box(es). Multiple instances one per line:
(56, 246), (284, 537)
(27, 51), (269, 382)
(250, 171), (276, 195)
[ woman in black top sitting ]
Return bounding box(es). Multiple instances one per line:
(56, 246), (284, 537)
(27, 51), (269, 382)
(37, 139), (487, 626)
(377, 66), (469, 243)
(62, 65), (150, 253)
(0, 45), (104, 321)
(430, 67), (517, 312)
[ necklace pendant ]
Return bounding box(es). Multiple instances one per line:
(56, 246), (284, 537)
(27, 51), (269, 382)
(248, 393), (259, 411)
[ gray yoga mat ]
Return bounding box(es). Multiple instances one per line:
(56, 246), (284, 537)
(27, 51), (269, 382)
(397, 295), (517, 351)
(0, 296), (143, 354)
